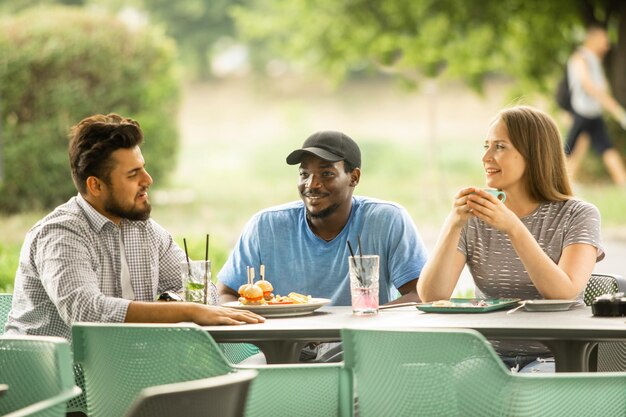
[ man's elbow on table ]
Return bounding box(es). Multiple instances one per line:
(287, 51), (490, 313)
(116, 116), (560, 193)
(217, 281), (239, 303)
(385, 278), (421, 305)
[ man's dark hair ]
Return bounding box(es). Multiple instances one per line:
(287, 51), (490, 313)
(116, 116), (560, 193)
(343, 160), (357, 173)
(69, 113), (143, 194)
(587, 21), (607, 31)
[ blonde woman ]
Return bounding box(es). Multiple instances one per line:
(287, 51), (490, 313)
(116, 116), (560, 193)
(417, 105), (604, 372)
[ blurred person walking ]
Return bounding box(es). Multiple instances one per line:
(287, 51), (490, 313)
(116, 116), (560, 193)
(564, 22), (626, 187)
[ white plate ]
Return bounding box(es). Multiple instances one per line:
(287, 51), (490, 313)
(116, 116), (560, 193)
(222, 298), (331, 318)
(523, 299), (578, 312)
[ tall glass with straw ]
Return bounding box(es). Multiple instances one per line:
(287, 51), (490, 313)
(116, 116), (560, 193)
(181, 235), (219, 305)
(347, 236), (379, 315)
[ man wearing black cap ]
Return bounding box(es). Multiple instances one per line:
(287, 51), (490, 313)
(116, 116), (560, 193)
(218, 130), (428, 314)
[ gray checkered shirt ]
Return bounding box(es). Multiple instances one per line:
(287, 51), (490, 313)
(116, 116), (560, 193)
(5, 194), (186, 340)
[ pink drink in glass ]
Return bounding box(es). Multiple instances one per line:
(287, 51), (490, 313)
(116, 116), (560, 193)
(351, 286), (379, 315)
(348, 255), (380, 315)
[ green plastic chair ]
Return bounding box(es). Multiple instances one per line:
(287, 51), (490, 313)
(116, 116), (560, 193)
(0, 293), (88, 415)
(65, 364), (88, 416)
(244, 363), (351, 417)
(220, 342), (262, 364)
(584, 273), (626, 371)
(72, 323), (350, 417)
(0, 293), (12, 334)
(72, 323), (234, 417)
(342, 327), (626, 417)
(0, 336), (82, 417)
(124, 369), (258, 417)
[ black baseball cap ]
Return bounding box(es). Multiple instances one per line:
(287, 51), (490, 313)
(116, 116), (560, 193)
(286, 131), (361, 168)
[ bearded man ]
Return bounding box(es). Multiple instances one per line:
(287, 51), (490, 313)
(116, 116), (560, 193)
(5, 113), (263, 339)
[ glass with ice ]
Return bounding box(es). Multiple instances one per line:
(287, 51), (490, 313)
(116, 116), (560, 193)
(181, 260), (219, 305)
(348, 255), (379, 315)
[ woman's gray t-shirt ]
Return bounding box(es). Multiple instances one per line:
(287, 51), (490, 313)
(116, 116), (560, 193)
(458, 199), (604, 355)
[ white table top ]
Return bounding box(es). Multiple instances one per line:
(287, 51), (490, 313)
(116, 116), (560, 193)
(204, 305), (626, 371)
(204, 305), (626, 343)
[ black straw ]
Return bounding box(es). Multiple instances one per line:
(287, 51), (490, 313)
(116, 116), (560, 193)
(347, 240), (363, 285)
(205, 234), (210, 263)
(357, 234), (363, 258)
(357, 234), (365, 271)
(204, 234), (209, 304)
(347, 239), (357, 261)
(183, 238), (191, 276)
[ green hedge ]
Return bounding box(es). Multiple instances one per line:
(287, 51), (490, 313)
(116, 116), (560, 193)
(0, 242), (19, 293)
(0, 6), (181, 212)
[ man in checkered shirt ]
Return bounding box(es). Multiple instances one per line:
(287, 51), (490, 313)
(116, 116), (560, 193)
(4, 113), (264, 339)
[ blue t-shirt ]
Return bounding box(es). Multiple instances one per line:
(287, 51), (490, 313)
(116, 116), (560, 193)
(218, 196), (428, 306)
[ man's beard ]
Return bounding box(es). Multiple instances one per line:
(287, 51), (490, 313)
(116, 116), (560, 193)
(104, 194), (151, 221)
(306, 203), (340, 220)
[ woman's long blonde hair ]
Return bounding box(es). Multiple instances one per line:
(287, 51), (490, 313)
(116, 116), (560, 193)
(497, 106), (573, 202)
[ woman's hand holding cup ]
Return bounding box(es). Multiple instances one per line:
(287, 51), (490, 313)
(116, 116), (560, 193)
(450, 187), (480, 227)
(466, 188), (521, 233)
(451, 187), (507, 227)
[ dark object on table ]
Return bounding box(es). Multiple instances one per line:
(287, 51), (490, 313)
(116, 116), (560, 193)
(591, 293), (624, 316)
(156, 291), (184, 302)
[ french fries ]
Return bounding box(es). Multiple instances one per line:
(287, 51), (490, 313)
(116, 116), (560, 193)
(288, 292), (311, 304)
(271, 292), (311, 304)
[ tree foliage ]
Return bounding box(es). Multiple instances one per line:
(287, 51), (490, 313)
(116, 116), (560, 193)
(141, 0), (244, 79)
(233, 0), (623, 101)
(233, 0), (626, 183)
(0, 6), (181, 212)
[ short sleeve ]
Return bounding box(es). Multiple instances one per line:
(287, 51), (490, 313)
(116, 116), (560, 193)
(457, 224), (468, 255)
(564, 201), (604, 261)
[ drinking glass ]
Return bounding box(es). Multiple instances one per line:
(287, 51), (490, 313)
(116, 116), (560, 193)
(348, 255), (379, 315)
(181, 260), (219, 305)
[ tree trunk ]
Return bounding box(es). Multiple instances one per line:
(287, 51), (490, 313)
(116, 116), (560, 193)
(611, 3), (626, 105)
(196, 45), (212, 81)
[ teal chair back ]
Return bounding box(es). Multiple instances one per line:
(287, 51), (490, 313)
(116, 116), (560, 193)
(220, 342), (261, 364)
(72, 322), (351, 417)
(72, 323), (233, 417)
(244, 364), (352, 417)
(0, 293), (88, 414)
(0, 293), (12, 334)
(342, 328), (626, 417)
(343, 328), (506, 416)
(65, 364), (88, 416)
(0, 336), (82, 417)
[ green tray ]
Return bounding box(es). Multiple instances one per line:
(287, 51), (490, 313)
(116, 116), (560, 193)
(416, 298), (521, 313)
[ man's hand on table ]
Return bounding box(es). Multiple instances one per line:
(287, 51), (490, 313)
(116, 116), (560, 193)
(192, 304), (265, 325)
(126, 300), (265, 325)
